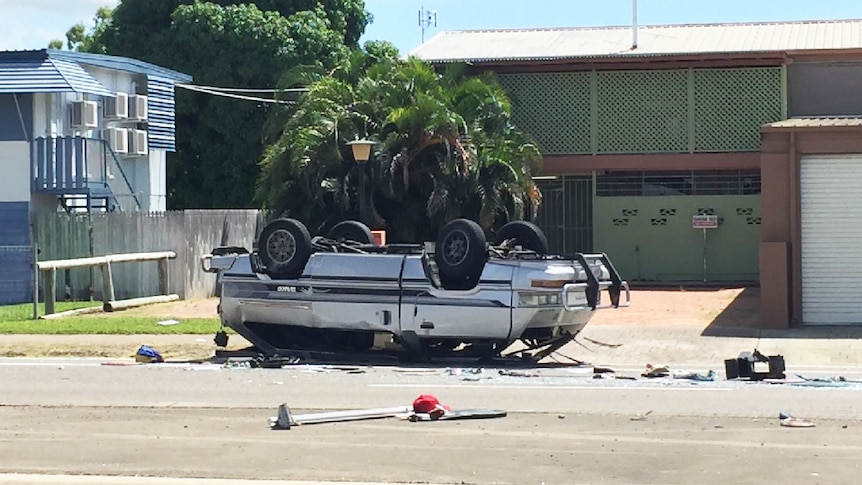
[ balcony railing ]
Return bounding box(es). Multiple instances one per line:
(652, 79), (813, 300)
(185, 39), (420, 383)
(32, 136), (141, 211)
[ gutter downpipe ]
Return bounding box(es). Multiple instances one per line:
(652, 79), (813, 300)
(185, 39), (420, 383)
(789, 131), (801, 327)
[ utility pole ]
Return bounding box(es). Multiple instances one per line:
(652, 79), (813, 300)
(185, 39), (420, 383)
(419, 6), (437, 43)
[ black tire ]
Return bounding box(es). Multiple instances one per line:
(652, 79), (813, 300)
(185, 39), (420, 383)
(257, 218), (312, 279)
(495, 220), (549, 255)
(434, 218), (487, 290)
(327, 220), (375, 245)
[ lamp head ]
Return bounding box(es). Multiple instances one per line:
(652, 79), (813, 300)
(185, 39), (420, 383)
(347, 139), (376, 163)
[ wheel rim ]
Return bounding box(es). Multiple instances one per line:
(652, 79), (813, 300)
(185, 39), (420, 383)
(441, 229), (469, 266)
(266, 229), (296, 263)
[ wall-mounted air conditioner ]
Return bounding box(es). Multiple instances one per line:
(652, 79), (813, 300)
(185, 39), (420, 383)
(129, 94), (148, 120)
(71, 100), (98, 129)
(106, 127), (128, 154)
(103, 92), (129, 119)
(129, 129), (148, 155)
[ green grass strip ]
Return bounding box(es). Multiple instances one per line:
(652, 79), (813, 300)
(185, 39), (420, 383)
(0, 302), (222, 335)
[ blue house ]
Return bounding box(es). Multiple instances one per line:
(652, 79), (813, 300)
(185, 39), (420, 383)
(0, 49), (191, 305)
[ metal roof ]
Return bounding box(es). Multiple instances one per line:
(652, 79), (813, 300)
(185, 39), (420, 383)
(0, 55), (115, 96)
(762, 117), (862, 131)
(0, 50), (191, 96)
(47, 50), (192, 83)
(410, 19), (862, 63)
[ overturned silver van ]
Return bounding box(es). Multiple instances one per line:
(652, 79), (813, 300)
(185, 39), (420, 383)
(202, 218), (629, 360)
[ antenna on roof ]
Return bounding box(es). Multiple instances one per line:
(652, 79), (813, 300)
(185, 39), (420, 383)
(419, 6), (438, 44)
(631, 0), (638, 49)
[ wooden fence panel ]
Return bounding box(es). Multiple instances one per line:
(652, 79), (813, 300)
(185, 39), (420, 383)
(35, 212), (92, 300)
(33, 210), (263, 301)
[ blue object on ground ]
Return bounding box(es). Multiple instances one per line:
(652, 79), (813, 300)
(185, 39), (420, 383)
(135, 345), (164, 363)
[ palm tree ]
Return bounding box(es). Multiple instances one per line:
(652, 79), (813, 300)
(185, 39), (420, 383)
(256, 42), (542, 242)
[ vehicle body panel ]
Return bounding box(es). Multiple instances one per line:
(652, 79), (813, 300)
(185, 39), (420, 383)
(208, 248), (628, 358)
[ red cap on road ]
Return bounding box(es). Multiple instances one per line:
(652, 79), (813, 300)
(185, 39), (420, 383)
(412, 394), (450, 414)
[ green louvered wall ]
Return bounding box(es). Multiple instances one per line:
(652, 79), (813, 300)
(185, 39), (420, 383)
(497, 67), (784, 155)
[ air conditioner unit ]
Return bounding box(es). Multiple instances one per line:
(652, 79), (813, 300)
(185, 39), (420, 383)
(103, 92), (129, 119)
(129, 129), (148, 155)
(71, 100), (98, 129)
(106, 127), (128, 154)
(129, 94), (148, 120)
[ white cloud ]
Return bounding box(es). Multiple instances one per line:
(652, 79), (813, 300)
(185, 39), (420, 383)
(0, 0), (119, 51)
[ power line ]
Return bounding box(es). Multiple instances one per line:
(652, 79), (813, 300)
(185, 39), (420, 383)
(177, 83), (309, 94)
(176, 83), (298, 104)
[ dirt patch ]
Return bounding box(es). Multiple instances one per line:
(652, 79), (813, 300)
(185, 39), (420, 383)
(588, 287), (759, 328)
(95, 298), (220, 319)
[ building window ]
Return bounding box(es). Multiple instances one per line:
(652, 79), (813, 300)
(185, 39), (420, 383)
(596, 170), (760, 197)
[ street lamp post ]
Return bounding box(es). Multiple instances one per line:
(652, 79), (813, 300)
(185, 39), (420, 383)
(347, 139), (376, 226)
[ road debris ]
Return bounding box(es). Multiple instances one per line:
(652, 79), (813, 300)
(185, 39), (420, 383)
(269, 394), (507, 429)
(582, 337), (623, 348)
(446, 367), (484, 377)
(791, 374), (854, 388)
(641, 364), (670, 378)
(134, 345), (164, 363)
(673, 369), (717, 381)
(409, 408), (508, 422)
(724, 349), (785, 380)
(498, 369), (538, 378)
(779, 411), (815, 428)
(156, 319), (180, 326)
(630, 410), (653, 422)
(269, 404), (413, 430)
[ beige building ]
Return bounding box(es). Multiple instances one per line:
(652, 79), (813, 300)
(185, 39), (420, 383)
(412, 20), (862, 329)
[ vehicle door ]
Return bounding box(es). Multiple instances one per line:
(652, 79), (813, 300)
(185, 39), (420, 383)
(399, 258), (514, 340)
(305, 253), (402, 332)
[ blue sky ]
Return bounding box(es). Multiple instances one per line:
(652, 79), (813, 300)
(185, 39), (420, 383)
(361, 0), (862, 55)
(0, 0), (860, 53)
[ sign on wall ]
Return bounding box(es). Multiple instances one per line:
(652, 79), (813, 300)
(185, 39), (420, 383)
(692, 214), (719, 229)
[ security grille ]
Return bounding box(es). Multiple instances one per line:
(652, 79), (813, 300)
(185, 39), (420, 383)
(596, 70), (689, 153)
(497, 72), (591, 154)
(563, 176), (593, 253)
(533, 178), (565, 251)
(694, 68), (783, 152)
(533, 175), (592, 254)
(596, 170), (761, 197)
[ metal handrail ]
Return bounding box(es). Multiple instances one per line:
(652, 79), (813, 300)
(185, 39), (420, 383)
(93, 138), (141, 211)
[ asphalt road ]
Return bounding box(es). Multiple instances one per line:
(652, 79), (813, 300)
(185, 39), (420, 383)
(1, 358), (861, 485)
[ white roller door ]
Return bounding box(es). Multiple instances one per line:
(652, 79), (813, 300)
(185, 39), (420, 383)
(800, 154), (862, 325)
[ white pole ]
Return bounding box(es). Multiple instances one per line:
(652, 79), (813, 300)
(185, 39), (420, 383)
(632, 0), (638, 49)
(702, 228), (707, 283)
(419, 7), (424, 43)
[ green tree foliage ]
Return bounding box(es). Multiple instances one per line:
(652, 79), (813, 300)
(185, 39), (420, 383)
(74, 0), (370, 208)
(256, 48), (543, 242)
(49, 6), (112, 52)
